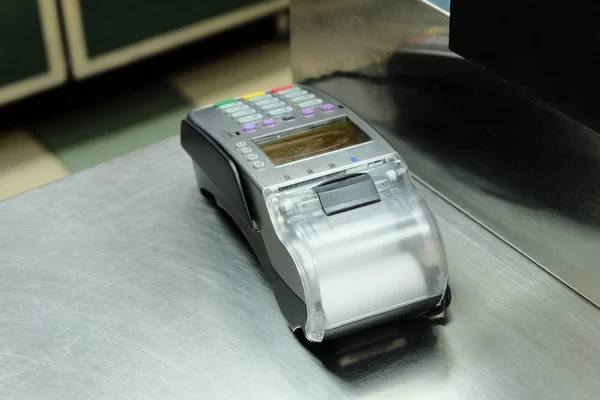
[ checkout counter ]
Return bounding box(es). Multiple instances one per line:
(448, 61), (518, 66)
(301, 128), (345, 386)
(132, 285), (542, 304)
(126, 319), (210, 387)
(1, 0), (600, 398)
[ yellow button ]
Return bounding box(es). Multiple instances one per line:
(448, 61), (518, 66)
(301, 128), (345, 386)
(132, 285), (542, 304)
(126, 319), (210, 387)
(242, 91), (266, 101)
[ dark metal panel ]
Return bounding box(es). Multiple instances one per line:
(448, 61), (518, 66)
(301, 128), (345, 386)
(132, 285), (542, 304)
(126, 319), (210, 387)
(450, 0), (600, 133)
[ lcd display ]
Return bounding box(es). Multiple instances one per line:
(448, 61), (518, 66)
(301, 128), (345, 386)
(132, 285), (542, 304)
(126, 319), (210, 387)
(256, 119), (371, 166)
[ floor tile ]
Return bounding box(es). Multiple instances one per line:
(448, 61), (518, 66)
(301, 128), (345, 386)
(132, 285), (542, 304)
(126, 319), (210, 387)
(32, 82), (191, 172)
(0, 130), (69, 200)
(169, 41), (292, 107)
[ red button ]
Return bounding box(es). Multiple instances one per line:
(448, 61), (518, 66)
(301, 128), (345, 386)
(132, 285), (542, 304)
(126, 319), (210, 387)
(270, 84), (294, 93)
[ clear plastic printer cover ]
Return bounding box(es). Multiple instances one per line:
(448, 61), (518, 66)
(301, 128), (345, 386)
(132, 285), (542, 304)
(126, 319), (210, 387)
(265, 160), (448, 342)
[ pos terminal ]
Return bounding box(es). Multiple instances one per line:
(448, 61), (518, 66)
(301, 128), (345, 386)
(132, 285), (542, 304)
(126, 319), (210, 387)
(181, 84), (450, 342)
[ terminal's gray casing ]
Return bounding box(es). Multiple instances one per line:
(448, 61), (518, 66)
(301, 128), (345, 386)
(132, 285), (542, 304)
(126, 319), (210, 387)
(181, 85), (450, 341)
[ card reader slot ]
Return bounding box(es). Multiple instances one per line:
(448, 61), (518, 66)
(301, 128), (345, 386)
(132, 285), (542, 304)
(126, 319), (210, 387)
(313, 174), (381, 216)
(181, 119), (255, 230)
(278, 171), (346, 192)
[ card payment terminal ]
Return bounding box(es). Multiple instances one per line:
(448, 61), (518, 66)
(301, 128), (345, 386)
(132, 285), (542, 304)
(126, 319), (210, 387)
(181, 84), (450, 342)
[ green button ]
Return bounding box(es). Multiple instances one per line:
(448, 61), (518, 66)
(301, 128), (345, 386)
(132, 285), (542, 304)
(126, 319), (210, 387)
(214, 98), (236, 107)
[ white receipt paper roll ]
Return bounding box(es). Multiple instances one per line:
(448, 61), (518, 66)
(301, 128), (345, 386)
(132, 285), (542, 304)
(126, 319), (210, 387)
(319, 253), (428, 330)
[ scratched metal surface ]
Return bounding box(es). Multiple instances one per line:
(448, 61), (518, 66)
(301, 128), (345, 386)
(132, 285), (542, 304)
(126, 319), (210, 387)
(1, 137), (600, 399)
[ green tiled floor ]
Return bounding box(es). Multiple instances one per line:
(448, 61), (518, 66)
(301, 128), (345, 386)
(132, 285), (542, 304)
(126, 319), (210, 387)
(32, 81), (192, 172)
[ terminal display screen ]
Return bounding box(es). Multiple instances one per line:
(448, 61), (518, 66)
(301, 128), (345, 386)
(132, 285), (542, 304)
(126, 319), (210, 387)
(256, 119), (371, 166)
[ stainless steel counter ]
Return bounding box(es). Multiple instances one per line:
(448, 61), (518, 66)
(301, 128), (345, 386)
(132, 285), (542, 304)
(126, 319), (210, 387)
(1, 137), (600, 399)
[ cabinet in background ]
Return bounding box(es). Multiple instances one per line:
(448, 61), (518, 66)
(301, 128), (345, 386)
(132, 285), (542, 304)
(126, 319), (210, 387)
(60, 0), (288, 79)
(0, 0), (66, 105)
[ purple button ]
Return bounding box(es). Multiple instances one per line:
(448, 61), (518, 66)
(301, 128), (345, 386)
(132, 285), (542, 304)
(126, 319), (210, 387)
(243, 123), (256, 132)
(302, 108), (315, 117)
(263, 118), (276, 127)
(321, 103), (335, 112)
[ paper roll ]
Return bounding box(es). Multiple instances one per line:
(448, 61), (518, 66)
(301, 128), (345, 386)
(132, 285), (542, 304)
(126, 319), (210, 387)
(319, 252), (428, 329)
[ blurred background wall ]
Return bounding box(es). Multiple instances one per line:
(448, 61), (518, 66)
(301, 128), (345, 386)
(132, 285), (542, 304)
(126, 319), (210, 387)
(0, 0), (290, 199)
